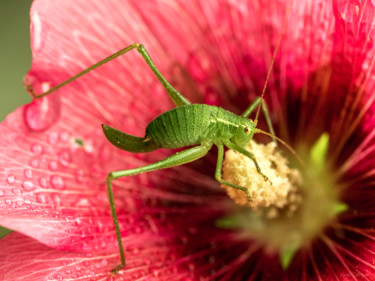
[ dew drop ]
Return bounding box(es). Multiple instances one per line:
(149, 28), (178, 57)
(48, 132), (58, 145)
(75, 217), (82, 226)
(58, 151), (71, 166)
(12, 188), (21, 195)
(30, 159), (39, 168)
(52, 194), (61, 206)
(36, 194), (47, 204)
(31, 144), (43, 155)
(24, 95), (60, 132)
(5, 199), (12, 206)
(7, 175), (15, 184)
(39, 177), (48, 188)
(49, 161), (58, 171)
(25, 199), (31, 204)
(16, 201), (23, 207)
(22, 181), (35, 191)
(0, 190), (4, 197)
(24, 169), (33, 179)
(60, 131), (70, 142)
(75, 169), (87, 183)
(50, 175), (65, 190)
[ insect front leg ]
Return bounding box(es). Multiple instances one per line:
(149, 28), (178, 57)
(241, 97), (277, 144)
(214, 142), (252, 201)
(224, 140), (272, 185)
(106, 142), (212, 273)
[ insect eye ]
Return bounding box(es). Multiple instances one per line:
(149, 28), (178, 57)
(244, 127), (251, 135)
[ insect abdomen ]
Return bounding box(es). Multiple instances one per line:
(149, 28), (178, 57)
(146, 104), (212, 148)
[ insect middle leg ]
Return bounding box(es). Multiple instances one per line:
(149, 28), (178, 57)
(223, 140), (271, 184)
(241, 97), (277, 144)
(215, 142), (251, 201)
(106, 142), (212, 273)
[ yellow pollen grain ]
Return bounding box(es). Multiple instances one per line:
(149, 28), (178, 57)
(222, 140), (302, 218)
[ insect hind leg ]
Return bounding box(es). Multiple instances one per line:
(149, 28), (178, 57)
(28, 43), (192, 107)
(106, 142), (212, 273)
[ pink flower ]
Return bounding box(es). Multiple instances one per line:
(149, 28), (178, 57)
(1, 0), (375, 280)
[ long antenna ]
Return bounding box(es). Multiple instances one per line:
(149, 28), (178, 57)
(254, 0), (295, 125)
(256, 128), (305, 167)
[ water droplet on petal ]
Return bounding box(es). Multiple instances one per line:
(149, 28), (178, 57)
(49, 161), (58, 171)
(12, 188), (21, 195)
(75, 169), (87, 183)
(36, 194), (47, 204)
(30, 159), (39, 168)
(50, 176), (64, 190)
(25, 199), (31, 204)
(60, 131), (70, 142)
(0, 190), (4, 197)
(5, 199), (12, 206)
(24, 95), (60, 132)
(24, 169), (33, 179)
(52, 194), (61, 206)
(31, 144), (43, 154)
(58, 151), (71, 166)
(48, 132), (58, 145)
(7, 175), (15, 184)
(39, 177), (48, 188)
(16, 201), (23, 207)
(22, 181), (35, 191)
(75, 217), (82, 226)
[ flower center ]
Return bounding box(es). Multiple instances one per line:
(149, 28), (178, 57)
(218, 135), (345, 267)
(222, 140), (302, 218)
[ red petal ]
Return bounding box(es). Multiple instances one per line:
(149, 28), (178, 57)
(0, 232), (117, 280)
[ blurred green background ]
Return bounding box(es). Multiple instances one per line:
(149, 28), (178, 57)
(0, 1), (33, 122)
(0, 1), (33, 237)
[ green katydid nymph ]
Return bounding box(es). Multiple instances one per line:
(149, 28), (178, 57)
(26, 4), (298, 273)
(28, 43), (295, 273)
